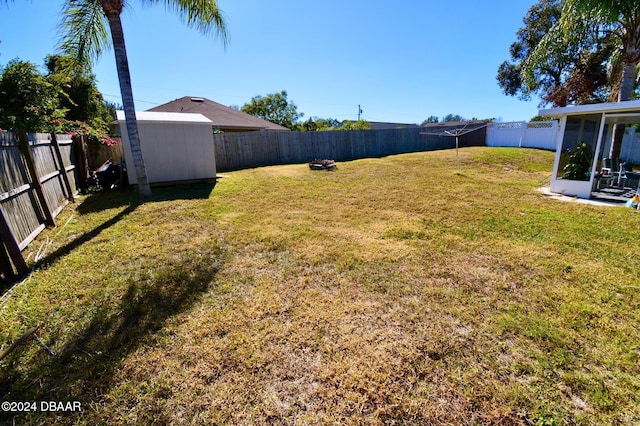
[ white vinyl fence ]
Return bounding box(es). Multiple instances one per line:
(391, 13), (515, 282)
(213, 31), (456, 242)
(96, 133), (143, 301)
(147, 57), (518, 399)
(487, 121), (558, 150)
(620, 127), (640, 165)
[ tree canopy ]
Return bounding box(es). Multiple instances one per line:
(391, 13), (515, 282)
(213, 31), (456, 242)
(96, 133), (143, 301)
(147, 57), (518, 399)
(499, 0), (640, 107)
(241, 90), (303, 130)
(338, 120), (371, 130)
(547, 0), (640, 103)
(421, 115), (439, 125)
(510, 0), (640, 158)
(302, 117), (341, 131)
(497, 0), (568, 104)
(44, 54), (114, 131)
(59, 0), (228, 71)
(420, 114), (474, 125)
(442, 114), (466, 123)
(0, 59), (63, 132)
(0, 55), (118, 145)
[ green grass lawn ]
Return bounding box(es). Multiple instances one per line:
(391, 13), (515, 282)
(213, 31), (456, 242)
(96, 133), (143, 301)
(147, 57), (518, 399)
(1, 147), (639, 425)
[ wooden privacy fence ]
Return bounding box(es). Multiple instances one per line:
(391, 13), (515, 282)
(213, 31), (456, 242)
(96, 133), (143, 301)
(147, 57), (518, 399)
(0, 131), (77, 280)
(213, 126), (486, 172)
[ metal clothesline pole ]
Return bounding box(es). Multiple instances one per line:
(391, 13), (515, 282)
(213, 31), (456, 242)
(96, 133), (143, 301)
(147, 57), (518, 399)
(420, 123), (490, 172)
(453, 133), (461, 171)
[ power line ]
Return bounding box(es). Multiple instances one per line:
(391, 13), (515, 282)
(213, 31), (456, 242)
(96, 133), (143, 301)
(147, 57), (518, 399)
(101, 93), (160, 106)
(312, 113), (359, 119)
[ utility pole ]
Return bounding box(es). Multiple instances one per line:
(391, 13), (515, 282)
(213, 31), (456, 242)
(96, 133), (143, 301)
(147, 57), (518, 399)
(358, 105), (363, 121)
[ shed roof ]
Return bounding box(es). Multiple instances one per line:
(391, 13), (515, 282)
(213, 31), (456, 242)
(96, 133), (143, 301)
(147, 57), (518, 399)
(539, 100), (640, 118)
(114, 110), (212, 124)
(147, 96), (290, 131)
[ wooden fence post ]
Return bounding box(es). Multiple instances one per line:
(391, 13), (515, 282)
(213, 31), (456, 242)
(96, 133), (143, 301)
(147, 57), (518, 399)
(0, 240), (15, 279)
(75, 135), (92, 190)
(50, 132), (75, 202)
(17, 132), (55, 227)
(0, 206), (28, 277)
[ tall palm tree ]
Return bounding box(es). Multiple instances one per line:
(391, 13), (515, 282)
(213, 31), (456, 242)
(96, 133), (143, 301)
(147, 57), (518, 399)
(560, 0), (639, 101)
(526, 0), (639, 158)
(561, 1), (639, 159)
(59, 0), (228, 199)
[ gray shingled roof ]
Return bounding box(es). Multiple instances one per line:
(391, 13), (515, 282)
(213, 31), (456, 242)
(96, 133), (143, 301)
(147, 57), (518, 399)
(147, 97), (290, 132)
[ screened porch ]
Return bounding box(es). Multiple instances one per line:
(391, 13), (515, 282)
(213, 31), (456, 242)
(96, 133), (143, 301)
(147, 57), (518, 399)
(540, 101), (640, 202)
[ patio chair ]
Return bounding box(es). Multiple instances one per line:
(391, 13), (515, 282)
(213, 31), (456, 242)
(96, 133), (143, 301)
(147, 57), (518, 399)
(620, 162), (640, 189)
(595, 158), (617, 188)
(601, 158), (620, 175)
(600, 158), (634, 187)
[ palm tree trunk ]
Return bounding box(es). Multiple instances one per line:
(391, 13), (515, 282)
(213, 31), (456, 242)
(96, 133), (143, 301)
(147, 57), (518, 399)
(619, 61), (639, 103)
(103, 6), (152, 199)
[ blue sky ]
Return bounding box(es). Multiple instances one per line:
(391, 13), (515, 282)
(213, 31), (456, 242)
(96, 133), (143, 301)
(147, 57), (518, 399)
(0, 1), (542, 124)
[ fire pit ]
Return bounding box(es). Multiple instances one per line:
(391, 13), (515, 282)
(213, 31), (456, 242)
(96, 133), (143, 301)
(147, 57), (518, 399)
(309, 159), (337, 171)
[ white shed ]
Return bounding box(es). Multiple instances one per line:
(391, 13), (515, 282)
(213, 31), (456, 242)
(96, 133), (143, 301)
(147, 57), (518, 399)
(114, 111), (216, 185)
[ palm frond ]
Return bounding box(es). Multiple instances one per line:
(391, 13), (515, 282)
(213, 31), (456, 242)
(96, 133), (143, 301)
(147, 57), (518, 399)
(567, 0), (619, 16)
(521, 20), (567, 89)
(562, 0), (639, 34)
(151, 0), (229, 47)
(58, 0), (111, 69)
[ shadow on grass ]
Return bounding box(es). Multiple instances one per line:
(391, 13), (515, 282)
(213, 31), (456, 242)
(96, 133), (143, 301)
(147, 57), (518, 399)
(0, 193), (139, 295)
(0, 182), (217, 294)
(1, 181), (223, 422)
(148, 181), (217, 203)
(77, 182), (216, 215)
(0, 231), (223, 424)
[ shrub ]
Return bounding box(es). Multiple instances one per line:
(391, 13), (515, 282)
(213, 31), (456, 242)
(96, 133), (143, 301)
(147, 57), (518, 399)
(562, 141), (592, 180)
(47, 118), (118, 147)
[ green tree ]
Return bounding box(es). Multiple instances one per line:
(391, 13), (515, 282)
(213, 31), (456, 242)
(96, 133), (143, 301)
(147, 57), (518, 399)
(45, 54), (114, 133)
(530, 115), (553, 122)
(421, 116), (439, 125)
(56, 0), (228, 199)
(339, 120), (370, 130)
(498, 0), (622, 107)
(524, 0), (640, 157)
(302, 117), (317, 131)
(497, 0), (569, 103)
(303, 117), (341, 131)
(553, 0), (639, 103)
(442, 114), (465, 122)
(0, 59), (64, 131)
(0, 56), (119, 146)
(241, 90), (303, 130)
(317, 118), (341, 130)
